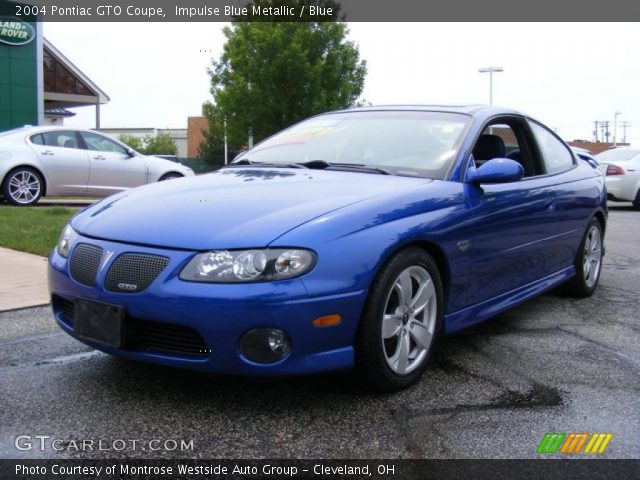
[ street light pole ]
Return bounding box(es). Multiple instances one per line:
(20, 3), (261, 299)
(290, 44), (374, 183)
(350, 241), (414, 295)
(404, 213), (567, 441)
(613, 111), (621, 147)
(478, 66), (504, 105)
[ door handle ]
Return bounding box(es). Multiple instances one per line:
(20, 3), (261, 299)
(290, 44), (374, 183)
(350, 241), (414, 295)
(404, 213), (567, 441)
(41, 150), (54, 155)
(93, 155), (106, 160)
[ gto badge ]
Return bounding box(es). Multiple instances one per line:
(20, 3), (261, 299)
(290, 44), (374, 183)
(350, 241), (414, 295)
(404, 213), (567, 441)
(101, 250), (114, 270)
(117, 283), (138, 291)
(457, 240), (472, 252)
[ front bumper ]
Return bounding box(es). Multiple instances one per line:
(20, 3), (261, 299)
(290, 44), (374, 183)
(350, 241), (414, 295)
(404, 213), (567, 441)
(48, 236), (367, 376)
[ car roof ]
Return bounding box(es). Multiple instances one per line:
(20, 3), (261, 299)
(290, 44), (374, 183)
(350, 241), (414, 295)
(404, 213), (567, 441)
(9, 125), (95, 133)
(335, 104), (521, 116)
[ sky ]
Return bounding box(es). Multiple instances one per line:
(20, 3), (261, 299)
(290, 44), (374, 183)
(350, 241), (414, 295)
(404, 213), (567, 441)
(43, 22), (640, 146)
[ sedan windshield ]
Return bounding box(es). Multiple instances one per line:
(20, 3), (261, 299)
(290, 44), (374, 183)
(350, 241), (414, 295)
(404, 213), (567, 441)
(242, 111), (471, 179)
(596, 148), (640, 163)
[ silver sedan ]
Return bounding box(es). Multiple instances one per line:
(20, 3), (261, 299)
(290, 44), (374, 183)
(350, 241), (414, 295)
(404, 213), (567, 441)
(0, 126), (194, 205)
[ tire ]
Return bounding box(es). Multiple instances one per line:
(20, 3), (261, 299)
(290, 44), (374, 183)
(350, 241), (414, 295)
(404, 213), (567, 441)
(354, 247), (443, 391)
(565, 217), (604, 297)
(159, 172), (183, 181)
(1, 167), (44, 206)
(633, 189), (640, 210)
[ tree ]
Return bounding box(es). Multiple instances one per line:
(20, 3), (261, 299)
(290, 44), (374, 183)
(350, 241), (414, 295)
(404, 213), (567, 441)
(143, 133), (178, 156)
(118, 134), (143, 152)
(200, 2), (366, 164)
(118, 133), (178, 156)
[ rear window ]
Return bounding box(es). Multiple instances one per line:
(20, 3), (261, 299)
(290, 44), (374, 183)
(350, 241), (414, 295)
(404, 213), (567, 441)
(596, 149), (640, 163)
(30, 134), (44, 145)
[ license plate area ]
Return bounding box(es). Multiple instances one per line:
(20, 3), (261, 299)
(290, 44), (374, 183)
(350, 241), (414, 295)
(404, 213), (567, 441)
(73, 298), (124, 348)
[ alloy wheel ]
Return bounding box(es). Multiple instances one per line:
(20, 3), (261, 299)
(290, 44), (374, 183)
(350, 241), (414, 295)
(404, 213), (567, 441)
(583, 224), (602, 289)
(7, 170), (41, 205)
(381, 265), (437, 375)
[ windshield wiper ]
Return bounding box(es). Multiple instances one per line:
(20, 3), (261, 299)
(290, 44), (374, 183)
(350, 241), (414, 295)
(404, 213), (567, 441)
(225, 159), (391, 175)
(224, 159), (308, 169)
(298, 160), (392, 175)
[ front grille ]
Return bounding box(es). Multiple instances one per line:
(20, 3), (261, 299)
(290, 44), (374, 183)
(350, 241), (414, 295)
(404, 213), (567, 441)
(69, 244), (103, 286)
(127, 318), (208, 356)
(104, 253), (169, 293)
(52, 295), (207, 357)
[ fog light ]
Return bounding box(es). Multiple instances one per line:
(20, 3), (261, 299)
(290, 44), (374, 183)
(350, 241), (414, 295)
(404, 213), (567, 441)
(240, 328), (290, 363)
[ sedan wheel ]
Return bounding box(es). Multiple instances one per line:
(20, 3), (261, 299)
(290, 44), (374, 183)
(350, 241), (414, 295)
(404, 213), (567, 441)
(2, 168), (43, 206)
(355, 248), (442, 391)
(159, 173), (183, 181)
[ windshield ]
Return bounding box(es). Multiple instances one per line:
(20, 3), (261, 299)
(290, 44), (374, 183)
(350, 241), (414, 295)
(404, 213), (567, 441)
(242, 111), (471, 179)
(596, 148), (640, 163)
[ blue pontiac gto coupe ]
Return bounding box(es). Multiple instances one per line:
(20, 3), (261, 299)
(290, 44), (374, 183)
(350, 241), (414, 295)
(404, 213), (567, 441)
(48, 106), (606, 390)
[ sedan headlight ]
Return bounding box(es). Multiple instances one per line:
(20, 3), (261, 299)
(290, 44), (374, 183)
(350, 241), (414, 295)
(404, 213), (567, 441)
(56, 224), (78, 258)
(180, 249), (316, 283)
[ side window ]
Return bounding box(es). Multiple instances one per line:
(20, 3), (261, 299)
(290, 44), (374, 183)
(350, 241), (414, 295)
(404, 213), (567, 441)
(529, 121), (574, 174)
(41, 131), (79, 149)
(472, 120), (543, 177)
(30, 134), (44, 145)
(80, 132), (127, 154)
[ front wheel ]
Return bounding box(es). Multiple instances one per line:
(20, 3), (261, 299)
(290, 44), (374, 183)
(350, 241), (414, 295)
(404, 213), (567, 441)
(2, 167), (44, 206)
(354, 248), (443, 391)
(565, 218), (604, 297)
(633, 189), (640, 210)
(159, 172), (183, 181)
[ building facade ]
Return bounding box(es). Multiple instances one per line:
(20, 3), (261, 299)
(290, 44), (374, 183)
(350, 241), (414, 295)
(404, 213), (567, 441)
(1, 1), (109, 132)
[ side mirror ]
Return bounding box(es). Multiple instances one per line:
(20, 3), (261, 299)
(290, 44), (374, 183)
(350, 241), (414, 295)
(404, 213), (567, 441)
(232, 150), (248, 162)
(466, 158), (524, 184)
(126, 148), (136, 158)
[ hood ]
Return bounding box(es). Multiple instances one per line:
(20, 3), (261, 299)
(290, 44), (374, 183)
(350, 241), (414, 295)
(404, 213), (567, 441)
(144, 155), (193, 174)
(72, 167), (430, 250)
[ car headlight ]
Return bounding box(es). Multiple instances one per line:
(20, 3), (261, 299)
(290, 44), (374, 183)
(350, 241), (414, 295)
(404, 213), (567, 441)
(56, 224), (78, 258)
(180, 249), (316, 283)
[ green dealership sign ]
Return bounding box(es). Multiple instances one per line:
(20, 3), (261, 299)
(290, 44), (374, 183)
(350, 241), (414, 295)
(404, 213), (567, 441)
(0, 18), (35, 46)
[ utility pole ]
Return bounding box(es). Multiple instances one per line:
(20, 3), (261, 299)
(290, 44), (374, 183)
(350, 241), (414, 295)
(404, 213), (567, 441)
(621, 121), (631, 144)
(223, 118), (228, 165)
(603, 121), (611, 144)
(594, 121), (600, 142)
(613, 112), (621, 147)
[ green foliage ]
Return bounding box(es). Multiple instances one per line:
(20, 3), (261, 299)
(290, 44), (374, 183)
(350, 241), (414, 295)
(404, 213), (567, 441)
(200, 2), (366, 164)
(198, 103), (229, 166)
(143, 133), (179, 156)
(118, 134), (143, 151)
(0, 206), (76, 256)
(118, 133), (178, 155)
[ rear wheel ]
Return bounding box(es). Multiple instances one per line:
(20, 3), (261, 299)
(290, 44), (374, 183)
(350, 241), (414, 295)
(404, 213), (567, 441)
(354, 248), (443, 391)
(2, 167), (44, 206)
(565, 218), (603, 297)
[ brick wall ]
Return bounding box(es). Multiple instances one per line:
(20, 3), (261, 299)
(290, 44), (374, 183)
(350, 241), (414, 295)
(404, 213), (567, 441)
(187, 116), (208, 158)
(567, 140), (629, 155)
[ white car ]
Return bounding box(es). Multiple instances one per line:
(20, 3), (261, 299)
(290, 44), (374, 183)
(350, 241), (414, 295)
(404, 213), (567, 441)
(571, 146), (600, 169)
(0, 126), (194, 206)
(596, 147), (640, 209)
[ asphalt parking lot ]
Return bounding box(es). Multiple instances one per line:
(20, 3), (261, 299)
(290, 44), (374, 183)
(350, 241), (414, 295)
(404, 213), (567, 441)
(0, 205), (638, 460)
